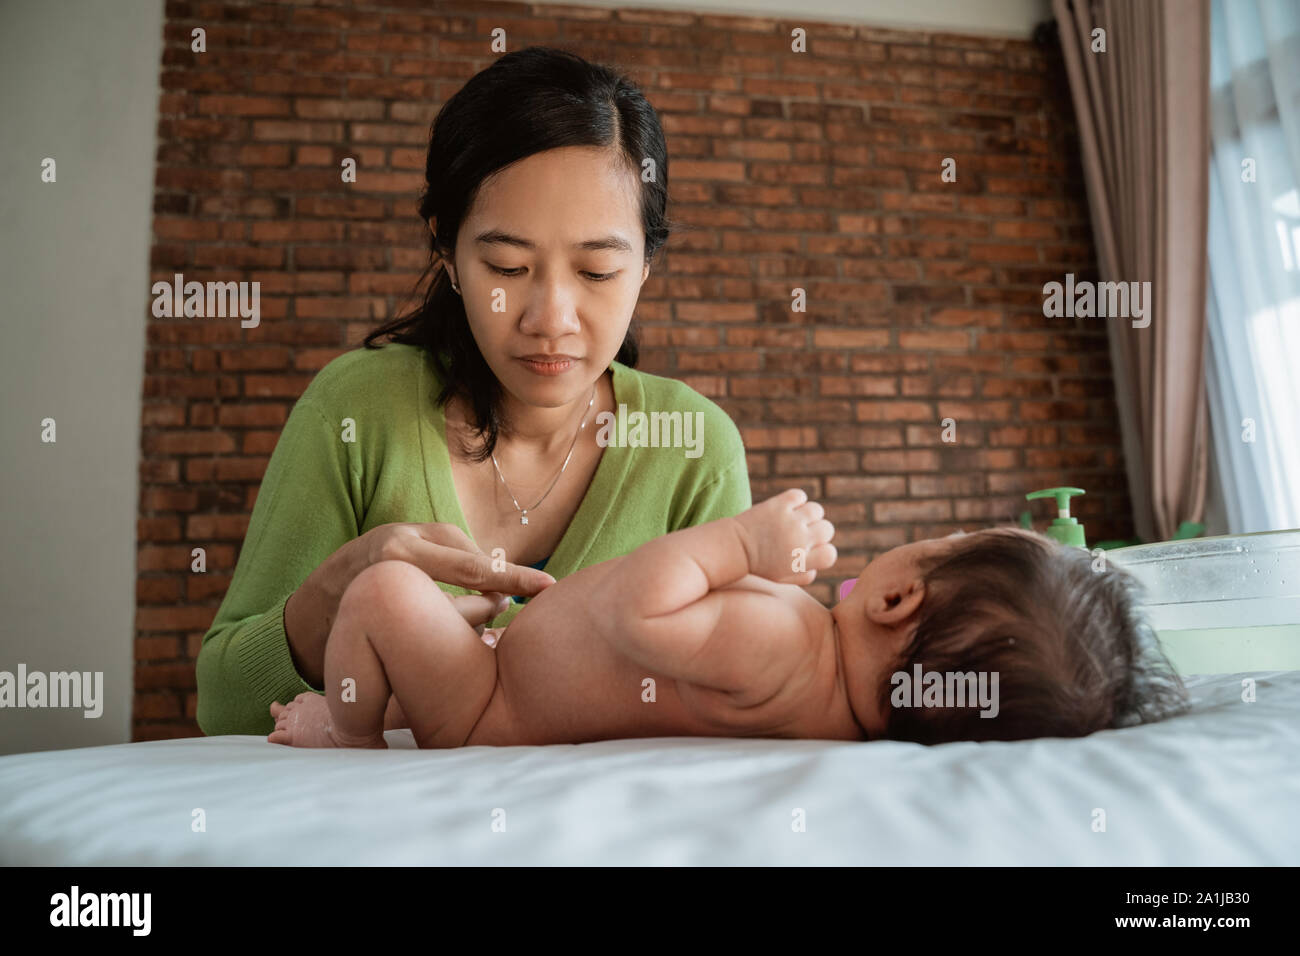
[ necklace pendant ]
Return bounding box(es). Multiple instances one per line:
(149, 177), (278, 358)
(520, 513), (528, 525)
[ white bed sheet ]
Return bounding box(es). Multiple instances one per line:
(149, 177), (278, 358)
(2, 670), (1297, 865)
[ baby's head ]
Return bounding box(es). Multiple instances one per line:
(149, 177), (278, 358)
(833, 527), (1189, 744)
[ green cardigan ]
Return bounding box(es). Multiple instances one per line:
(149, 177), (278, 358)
(195, 342), (752, 736)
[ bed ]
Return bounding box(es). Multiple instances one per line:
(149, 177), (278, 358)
(1, 669), (1296, 865)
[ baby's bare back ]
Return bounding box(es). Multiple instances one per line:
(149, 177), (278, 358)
(463, 556), (849, 746)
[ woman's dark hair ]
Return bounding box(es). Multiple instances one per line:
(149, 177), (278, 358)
(878, 528), (1191, 745)
(363, 46), (674, 461)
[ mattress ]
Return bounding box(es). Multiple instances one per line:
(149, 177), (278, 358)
(2, 670), (1297, 865)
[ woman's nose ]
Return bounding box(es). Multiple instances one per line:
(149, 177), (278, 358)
(518, 282), (583, 336)
(520, 308), (581, 338)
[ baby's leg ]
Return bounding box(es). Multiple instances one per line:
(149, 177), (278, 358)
(268, 560), (497, 749)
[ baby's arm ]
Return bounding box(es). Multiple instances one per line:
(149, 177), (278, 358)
(599, 489), (835, 689)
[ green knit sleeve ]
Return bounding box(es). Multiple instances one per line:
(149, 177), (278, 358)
(677, 412), (752, 529)
(195, 398), (359, 736)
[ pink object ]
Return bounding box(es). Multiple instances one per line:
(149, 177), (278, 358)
(839, 578), (857, 601)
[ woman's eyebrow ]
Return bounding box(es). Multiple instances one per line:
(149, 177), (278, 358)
(473, 229), (633, 253)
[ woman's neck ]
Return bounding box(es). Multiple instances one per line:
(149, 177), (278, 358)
(448, 377), (603, 460)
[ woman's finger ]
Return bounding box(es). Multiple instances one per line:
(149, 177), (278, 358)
(414, 522), (484, 554)
(405, 538), (555, 596)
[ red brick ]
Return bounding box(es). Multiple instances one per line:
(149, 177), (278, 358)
(142, 403), (187, 426)
(251, 120), (343, 142)
(138, 516), (182, 541)
(185, 514), (251, 539)
(184, 457), (270, 482)
(854, 401), (934, 422)
(137, 577), (183, 603)
(135, 636), (180, 660)
(812, 329), (891, 349)
(216, 404), (287, 427)
(187, 574), (233, 601)
(135, 663), (198, 690)
(908, 474), (985, 496)
(242, 375), (313, 398)
(874, 499), (954, 522)
(738, 426), (819, 449)
(899, 331), (971, 350)
(135, 693), (183, 719)
(825, 476), (908, 497)
(196, 95), (290, 116)
(136, 606), (215, 632)
(143, 431), (239, 455)
(218, 347), (290, 371)
(861, 450), (942, 472)
(773, 451), (858, 475)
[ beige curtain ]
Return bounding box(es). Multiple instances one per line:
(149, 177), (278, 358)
(1052, 0), (1211, 542)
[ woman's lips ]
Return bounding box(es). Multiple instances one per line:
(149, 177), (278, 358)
(516, 356), (576, 376)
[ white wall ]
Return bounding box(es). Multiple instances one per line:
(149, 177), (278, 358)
(0, 0), (163, 754)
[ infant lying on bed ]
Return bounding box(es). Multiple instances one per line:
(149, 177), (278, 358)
(268, 488), (1188, 749)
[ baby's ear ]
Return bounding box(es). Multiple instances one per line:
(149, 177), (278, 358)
(865, 577), (925, 625)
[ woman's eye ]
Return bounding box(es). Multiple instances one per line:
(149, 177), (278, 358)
(486, 265), (617, 282)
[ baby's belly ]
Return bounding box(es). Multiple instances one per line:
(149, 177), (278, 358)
(463, 621), (703, 745)
(462, 597), (771, 746)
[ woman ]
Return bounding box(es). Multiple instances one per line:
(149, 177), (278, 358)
(196, 47), (751, 736)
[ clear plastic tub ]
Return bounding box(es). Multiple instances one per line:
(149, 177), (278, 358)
(1107, 529), (1300, 674)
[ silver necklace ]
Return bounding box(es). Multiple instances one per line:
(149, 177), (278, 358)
(490, 383), (596, 526)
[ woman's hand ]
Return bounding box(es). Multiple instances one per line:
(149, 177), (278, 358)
(359, 521), (551, 602)
(284, 521), (553, 686)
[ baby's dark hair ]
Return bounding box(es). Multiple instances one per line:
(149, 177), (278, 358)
(878, 528), (1190, 744)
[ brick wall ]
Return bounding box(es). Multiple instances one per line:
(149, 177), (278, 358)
(138, 0), (1131, 740)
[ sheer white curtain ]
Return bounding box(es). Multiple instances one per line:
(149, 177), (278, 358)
(1206, 0), (1300, 532)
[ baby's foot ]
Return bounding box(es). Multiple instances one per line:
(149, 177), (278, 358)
(267, 692), (388, 749)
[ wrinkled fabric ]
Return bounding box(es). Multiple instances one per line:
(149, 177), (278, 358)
(1, 671), (1295, 865)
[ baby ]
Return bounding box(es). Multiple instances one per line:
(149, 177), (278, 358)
(268, 488), (1189, 749)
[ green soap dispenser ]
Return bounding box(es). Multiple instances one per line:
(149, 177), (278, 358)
(1025, 487), (1087, 548)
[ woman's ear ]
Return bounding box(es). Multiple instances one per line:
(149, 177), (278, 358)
(864, 576), (925, 626)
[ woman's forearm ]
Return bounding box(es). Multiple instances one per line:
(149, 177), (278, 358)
(283, 567), (344, 689)
(284, 533), (373, 687)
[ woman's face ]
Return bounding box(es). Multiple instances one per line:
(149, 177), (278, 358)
(445, 145), (651, 409)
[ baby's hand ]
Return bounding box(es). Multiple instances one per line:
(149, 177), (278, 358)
(736, 488), (836, 585)
(450, 591), (511, 636)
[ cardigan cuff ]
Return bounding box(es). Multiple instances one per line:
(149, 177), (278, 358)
(235, 592), (320, 705)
